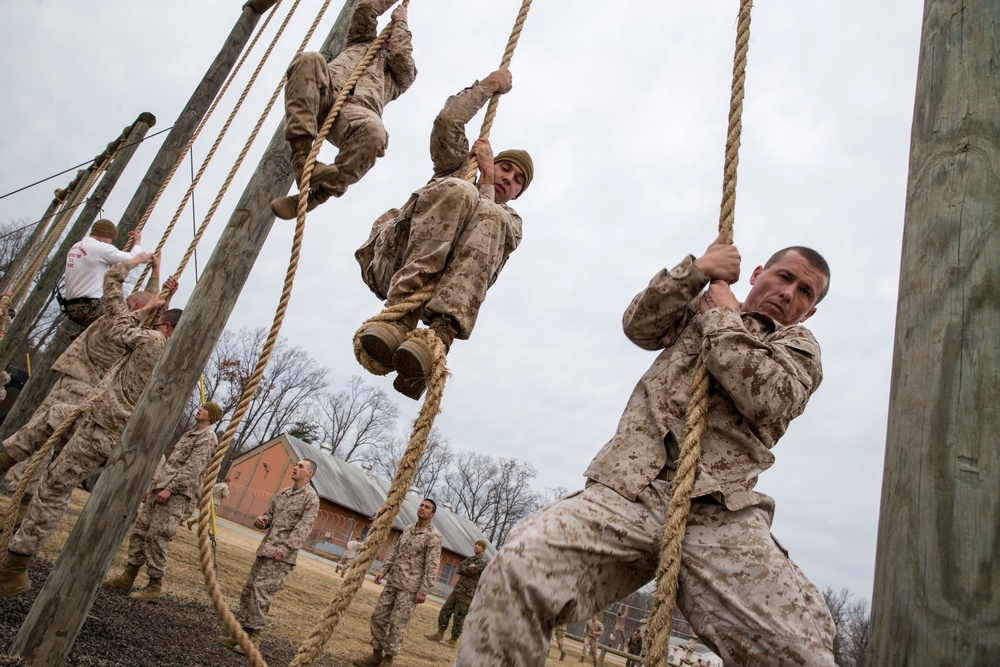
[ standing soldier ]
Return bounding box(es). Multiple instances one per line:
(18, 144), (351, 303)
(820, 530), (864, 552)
(354, 498), (441, 667)
(552, 624), (568, 661)
(103, 402), (223, 601)
(336, 532), (361, 575)
(218, 459), (320, 655)
(425, 538), (488, 645)
(580, 614), (603, 665)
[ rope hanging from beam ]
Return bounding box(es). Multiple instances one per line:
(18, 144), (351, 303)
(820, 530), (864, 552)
(643, 2), (753, 665)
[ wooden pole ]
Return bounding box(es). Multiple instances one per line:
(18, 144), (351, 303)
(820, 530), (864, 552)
(7, 2), (357, 663)
(0, 183), (75, 297)
(0, 1), (279, 441)
(0, 115), (155, 374)
(867, 1), (1000, 664)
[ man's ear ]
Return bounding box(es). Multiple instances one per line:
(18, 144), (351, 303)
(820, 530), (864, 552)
(748, 265), (764, 285)
(798, 306), (818, 324)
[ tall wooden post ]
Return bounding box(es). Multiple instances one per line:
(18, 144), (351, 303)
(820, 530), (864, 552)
(0, 115), (155, 373)
(868, 1), (1000, 664)
(7, 2), (357, 663)
(0, 0), (279, 441)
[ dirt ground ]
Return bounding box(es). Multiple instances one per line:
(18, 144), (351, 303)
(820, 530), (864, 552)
(0, 490), (580, 667)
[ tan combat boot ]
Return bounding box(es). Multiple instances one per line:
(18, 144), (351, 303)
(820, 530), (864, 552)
(352, 650), (383, 667)
(424, 631), (444, 642)
(0, 551), (32, 598)
(102, 562), (141, 591)
(233, 628), (262, 655)
(446, 636), (458, 647)
(360, 312), (419, 369)
(391, 316), (458, 400)
(378, 656), (394, 667)
(129, 576), (162, 602)
(0, 450), (17, 479)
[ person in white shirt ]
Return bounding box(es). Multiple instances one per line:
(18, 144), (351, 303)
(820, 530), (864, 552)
(62, 218), (142, 327)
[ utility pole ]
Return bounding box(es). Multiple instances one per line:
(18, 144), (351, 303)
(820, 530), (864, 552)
(868, 1), (1000, 664)
(0, 0), (281, 440)
(8, 1), (358, 663)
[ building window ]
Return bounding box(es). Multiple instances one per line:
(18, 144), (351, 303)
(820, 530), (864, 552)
(437, 562), (455, 586)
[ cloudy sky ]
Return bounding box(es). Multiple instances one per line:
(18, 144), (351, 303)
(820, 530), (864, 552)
(0, 1), (925, 601)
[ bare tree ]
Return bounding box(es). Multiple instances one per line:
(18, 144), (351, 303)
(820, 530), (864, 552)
(367, 427), (453, 495)
(442, 453), (543, 546)
(316, 375), (398, 463)
(202, 326), (329, 471)
(822, 585), (870, 667)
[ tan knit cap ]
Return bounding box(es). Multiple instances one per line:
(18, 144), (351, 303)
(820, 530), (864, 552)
(204, 402), (223, 424)
(494, 149), (533, 196)
(90, 219), (118, 239)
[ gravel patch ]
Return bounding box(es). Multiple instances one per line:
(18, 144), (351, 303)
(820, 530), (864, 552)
(0, 559), (342, 666)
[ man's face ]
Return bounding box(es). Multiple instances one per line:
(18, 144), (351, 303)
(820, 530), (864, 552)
(474, 543), (484, 556)
(290, 460), (314, 482)
(195, 406), (208, 422)
(155, 319), (173, 338)
(417, 500), (436, 520)
(493, 160), (525, 204)
(743, 251), (827, 326)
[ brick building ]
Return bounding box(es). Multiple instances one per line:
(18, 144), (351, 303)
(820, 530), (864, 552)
(220, 433), (496, 595)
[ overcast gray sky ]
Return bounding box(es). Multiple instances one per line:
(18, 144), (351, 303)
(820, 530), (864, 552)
(0, 1), (925, 601)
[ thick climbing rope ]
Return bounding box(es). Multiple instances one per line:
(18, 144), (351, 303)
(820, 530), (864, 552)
(126, 1), (283, 261)
(10, 150), (115, 310)
(131, 0), (288, 286)
(0, 182), (74, 298)
(643, 2), (752, 665)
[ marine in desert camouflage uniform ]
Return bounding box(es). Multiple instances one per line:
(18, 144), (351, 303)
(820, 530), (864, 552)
(355, 68), (533, 400)
(580, 614), (603, 665)
(218, 459), (320, 655)
(103, 402), (222, 601)
(455, 237), (838, 666)
(270, 0), (416, 219)
(354, 498), (441, 667)
(426, 538), (488, 644)
(0, 254), (180, 598)
(552, 623), (567, 661)
(0, 255), (169, 501)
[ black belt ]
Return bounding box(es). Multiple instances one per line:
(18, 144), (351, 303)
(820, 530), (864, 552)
(65, 297), (101, 306)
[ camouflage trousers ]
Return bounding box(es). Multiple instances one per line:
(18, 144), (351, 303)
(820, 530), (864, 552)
(126, 492), (190, 578)
(360, 178), (514, 338)
(438, 591), (474, 638)
(582, 635), (599, 660)
(370, 585), (418, 657)
(64, 299), (104, 328)
(455, 480), (836, 667)
(9, 417), (115, 557)
(609, 626), (626, 650)
(283, 51), (388, 193)
(235, 556), (294, 630)
(552, 625), (566, 653)
(3, 375), (93, 495)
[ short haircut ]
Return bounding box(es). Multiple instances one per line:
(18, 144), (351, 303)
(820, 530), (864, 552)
(763, 246), (831, 303)
(421, 498), (437, 514)
(159, 308), (183, 327)
(301, 458), (317, 473)
(127, 291), (152, 309)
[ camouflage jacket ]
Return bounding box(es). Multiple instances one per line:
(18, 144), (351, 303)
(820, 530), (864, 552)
(585, 619), (604, 638)
(382, 522), (441, 596)
(151, 426), (217, 501)
(451, 553), (487, 599)
(52, 261), (158, 386)
(584, 255), (823, 511)
(326, 0), (416, 117)
(355, 80), (522, 296)
(256, 484), (319, 565)
(86, 262), (166, 434)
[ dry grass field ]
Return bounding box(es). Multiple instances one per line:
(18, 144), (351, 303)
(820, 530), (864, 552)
(0, 489), (588, 666)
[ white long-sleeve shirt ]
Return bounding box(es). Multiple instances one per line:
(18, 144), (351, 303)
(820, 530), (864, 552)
(63, 235), (141, 299)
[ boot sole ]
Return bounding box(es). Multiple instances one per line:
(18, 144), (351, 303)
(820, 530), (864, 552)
(360, 325), (404, 369)
(392, 374), (426, 401)
(393, 340), (433, 380)
(0, 580), (30, 599)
